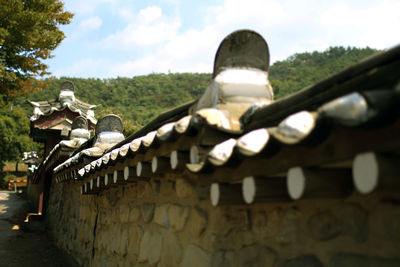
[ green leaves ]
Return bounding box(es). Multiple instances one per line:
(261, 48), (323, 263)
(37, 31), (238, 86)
(0, 103), (38, 169)
(0, 0), (73, 98)
(269, 46), (379, 99)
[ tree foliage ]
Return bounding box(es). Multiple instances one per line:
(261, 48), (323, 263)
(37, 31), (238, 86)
(269, 46), (379, 98)
(0, 0), (73, 99)
(0, 100), (38, 170)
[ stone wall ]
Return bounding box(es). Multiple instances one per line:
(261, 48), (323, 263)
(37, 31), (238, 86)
(27, 178), (44, 213)
(46, 174), (400, 267)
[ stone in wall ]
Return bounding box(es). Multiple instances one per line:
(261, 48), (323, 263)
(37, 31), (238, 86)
(139, 231), (162, 265)
(160, 180), (174, 196)
(211, 250), (235, 267)
(307, 211), (340, 241)
(213, 209), (252, 250)
(141, 203), (155, 223)
(176, 178), (195, 198)
(235, 245), (277, 267)
(129, 205), (141, 222)
(168, 204), (190, 232)
(79, 205), (91, 222)
(223, 209), (250, 234)
(110, 226), (121, 254)
(93, 226), (102, 250)
(280, 255), (323, 267)
(260, 207), (300, 245)
(334, 203), (368, 242)
(93, 248), (107, 267)
(370, 202), (400, 241)
(106, 188), (121, 207)
(112, 208), (120, 224)
(119, 204), (130, 223)
(154, 204), (170, 227)
(307, 203), (367, 242)
(77, 223), (90, 243)
(181, 244), (211, 267)
(188, 207), (208, 237)
(151, 180), (161, 194)
(252, 210), (269, 237)
(119, 226), (129, 256)
(159, 231), (182, 267)
(100, 210), (111, 226)
(137, 181), (153, 199)
(330, 253), (400, 267)
(127, 225), (143, 265)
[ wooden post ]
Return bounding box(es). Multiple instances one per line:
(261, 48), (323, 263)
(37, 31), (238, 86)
(38, 192), (43, 214)
(242, 176), (289, 204)
(83, 182), (88, 194)
(124, 166), (149, 182)
(190, 145), (200, 164)
(90, 179), (96, 190)
(136, 161), (153, 177)
(210, 183), (244, 207)
(124, 166), (136, 182)
(287, 167), (353, 200)
(152, 156), (170, 173)
(190, 145), (211, 164)
(96, 176), (107, 189)
(113, 170), (125, 185)
(85, 181), (98, 194)
(170, 150), (189, 170)
(353, 151), (400, 194)
(104, 173), (113, 187)
(89, 179), (102, 193)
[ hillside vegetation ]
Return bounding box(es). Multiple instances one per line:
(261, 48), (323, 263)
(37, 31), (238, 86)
(0, 45), (380, 180)
(13, 46), (379, 135)
(270, 46), (379, 98)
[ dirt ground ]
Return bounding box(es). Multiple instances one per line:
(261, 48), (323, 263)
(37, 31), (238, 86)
(0, 191), (80, 267)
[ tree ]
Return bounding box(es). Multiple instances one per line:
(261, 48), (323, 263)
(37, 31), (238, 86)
(0, 100), (38, 171)
(0, 0), (73, 99)
(269, 46), (379, 98)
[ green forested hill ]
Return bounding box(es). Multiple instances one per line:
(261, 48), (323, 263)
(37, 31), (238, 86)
(14, 46), (379, 134)
(0, 45), (380, 176)
(15, 73), (212, 133)
(270, 46), (379, 98)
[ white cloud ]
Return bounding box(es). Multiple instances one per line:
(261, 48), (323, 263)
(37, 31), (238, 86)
(315, 0), (400, 49)
(201, 0), (400, 62)
(79, 16), (103, 31)
(117, 7), (135, 22)
(64, 0), (118, 15)
(139, 5), (163, 23)
(54, 0), (400, 78)
(101, 5), (181, 48)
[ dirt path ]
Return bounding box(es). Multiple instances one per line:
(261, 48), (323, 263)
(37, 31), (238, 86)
(0, 191), (79, 267)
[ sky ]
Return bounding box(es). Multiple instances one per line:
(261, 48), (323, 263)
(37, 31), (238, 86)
(47, 0), (400, 78)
